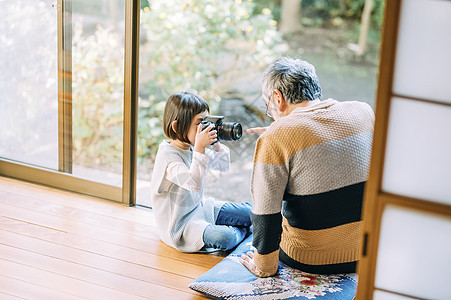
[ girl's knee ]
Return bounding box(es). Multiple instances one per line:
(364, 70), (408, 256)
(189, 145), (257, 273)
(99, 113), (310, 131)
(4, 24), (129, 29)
(216, 202), (253, 227)
(223, 226), (249, 250)
(222, 228), (244, 249)
(203, 225), (245, 251)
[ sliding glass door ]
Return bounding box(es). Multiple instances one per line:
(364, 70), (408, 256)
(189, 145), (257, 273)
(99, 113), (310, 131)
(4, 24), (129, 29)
(71, 0), (125, 186)
(135, 0), (277, 206)
(0, 0), (59, 169)
(0, 0), (138, 204)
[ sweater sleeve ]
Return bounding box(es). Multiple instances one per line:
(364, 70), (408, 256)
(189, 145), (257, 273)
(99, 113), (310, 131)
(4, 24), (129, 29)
(251, 133), (288, 277)
(205, 143), (230, 172)
(166, 152), (208, 193)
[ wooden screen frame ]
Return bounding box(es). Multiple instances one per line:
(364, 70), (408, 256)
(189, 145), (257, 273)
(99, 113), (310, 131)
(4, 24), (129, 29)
(356, 0), (451, 299)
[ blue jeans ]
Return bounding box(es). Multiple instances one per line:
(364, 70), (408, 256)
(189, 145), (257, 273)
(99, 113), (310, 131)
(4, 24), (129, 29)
(202, 202), (252, 251)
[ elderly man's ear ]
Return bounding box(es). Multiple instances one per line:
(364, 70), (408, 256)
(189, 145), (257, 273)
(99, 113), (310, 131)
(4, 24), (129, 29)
(273, 89), (288, 112)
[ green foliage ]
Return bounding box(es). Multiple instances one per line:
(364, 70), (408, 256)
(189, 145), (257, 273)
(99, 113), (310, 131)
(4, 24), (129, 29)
(251, 0), (282, 21)
(72, 24), (124, 167)
(140, 0), (281, 101)
(137, 0), (282, 161)
(72, 0), (282, 167)
(71, 0), (384, 169)
(302, 0), (385, 29)
(136, 93), (166, 163)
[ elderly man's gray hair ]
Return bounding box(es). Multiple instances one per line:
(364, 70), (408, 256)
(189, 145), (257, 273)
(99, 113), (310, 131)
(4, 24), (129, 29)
(262, 57), (322, 104)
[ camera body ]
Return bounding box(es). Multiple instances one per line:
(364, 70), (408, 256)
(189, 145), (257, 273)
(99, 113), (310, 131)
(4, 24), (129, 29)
(201, 116), (242, 142)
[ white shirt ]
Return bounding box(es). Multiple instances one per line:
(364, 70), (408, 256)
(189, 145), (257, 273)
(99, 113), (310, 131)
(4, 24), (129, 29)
(150, 140), (230, 252)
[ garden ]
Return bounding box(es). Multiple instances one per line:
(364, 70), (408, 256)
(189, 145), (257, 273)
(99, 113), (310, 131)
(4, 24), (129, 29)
(69, 0), (384, 204)
(1, 0), (384, 204)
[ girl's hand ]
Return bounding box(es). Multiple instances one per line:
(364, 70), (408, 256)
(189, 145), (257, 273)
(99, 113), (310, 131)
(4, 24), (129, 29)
(194, 124), (217, 154)
(246, 127), (268, 134)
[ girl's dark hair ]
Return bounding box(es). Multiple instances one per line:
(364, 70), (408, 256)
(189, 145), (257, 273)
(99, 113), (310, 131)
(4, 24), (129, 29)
(163, 91), (209, 143)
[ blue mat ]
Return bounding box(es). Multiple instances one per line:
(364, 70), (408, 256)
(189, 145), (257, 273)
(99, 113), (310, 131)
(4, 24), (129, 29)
(189, 235), (357, 300)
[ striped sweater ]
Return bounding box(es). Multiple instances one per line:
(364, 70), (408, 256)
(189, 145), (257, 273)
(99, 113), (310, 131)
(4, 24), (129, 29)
(251, 98), (374, 277)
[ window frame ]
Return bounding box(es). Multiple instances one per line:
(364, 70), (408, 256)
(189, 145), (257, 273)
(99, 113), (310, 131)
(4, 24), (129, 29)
(0, 0), (140, 206)
(356, 0), (451, 298)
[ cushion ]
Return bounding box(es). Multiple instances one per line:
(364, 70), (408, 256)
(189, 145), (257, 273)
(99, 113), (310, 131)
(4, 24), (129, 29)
(189, 235), (358, 300)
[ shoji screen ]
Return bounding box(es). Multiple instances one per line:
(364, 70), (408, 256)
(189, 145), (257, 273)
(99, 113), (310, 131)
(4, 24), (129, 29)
(357, 0), (451, 299)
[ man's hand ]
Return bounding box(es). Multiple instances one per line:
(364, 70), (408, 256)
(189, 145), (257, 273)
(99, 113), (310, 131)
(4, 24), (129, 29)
(246, 127), (268, 134)
(240, 251), (268, 277)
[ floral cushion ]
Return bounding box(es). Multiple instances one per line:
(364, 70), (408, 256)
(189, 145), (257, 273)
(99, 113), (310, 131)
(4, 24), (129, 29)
(189, 235), (357, 300)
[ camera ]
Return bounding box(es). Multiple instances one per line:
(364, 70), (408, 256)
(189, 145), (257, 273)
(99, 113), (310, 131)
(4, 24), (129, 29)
(201, 116), (242, 141)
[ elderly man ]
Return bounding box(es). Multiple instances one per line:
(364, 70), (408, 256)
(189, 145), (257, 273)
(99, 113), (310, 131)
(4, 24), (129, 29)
(240, 57), (374, 277)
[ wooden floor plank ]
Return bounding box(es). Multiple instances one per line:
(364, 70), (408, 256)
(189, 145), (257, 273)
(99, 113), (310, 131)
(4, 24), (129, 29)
(0, 259), (147, 300)
(0, 274), (82, 300)
(0, 199), (225, 269)
(0, 216), (208, 279)
(0, 242), (201, 299)
(0, 228), (197, 294)
(0, 293), (22, 300)
(0, 177), (154, 226)
(0, 189), (161, 241)
(0, 176), (216, 299)
(0, 292), (25, 300)
(0, 293), (23, 300)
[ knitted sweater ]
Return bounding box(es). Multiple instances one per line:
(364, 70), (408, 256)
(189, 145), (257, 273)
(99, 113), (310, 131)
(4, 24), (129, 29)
(251, 98), (374, 277)
(150, 141), (229, 252)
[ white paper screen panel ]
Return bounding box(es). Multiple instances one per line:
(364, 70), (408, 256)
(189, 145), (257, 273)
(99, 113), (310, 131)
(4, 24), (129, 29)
(382, 97), (451, 205)
(373, 290), (415, 300)
(374, 205), (451, 300)
(393, 0), (451, 104)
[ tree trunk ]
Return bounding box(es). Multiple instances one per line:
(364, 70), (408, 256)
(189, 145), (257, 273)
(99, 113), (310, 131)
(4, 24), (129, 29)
(109, 0), (119, 32)
(279, 0), (302, 34)
(356, 0), (373, 56)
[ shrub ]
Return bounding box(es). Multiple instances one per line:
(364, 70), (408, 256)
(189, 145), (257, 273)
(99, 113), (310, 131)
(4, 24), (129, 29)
(72, 0), (283, 168)
(137, 0), (282, 161)
(72, 24), (125, 168)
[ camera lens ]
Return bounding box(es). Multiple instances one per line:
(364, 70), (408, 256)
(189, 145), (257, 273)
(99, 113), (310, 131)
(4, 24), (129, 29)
(217, 122), (242, 141)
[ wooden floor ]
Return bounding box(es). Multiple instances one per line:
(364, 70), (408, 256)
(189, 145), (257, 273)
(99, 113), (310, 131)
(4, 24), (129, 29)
(0, 176), (227, 299)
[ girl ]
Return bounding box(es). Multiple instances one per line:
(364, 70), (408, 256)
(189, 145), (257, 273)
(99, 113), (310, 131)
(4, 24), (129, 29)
(150, 91), (252, 253)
